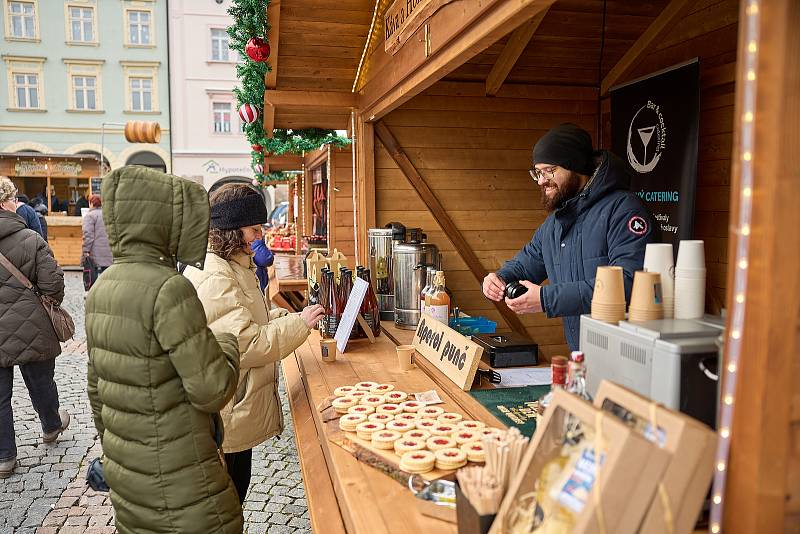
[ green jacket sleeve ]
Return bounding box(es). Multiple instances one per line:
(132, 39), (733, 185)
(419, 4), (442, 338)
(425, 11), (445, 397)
(154, 275), (240, 413)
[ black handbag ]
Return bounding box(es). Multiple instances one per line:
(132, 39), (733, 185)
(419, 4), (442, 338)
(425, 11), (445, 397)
(85, 458), (109, 492)
(82, 254), (98, 291)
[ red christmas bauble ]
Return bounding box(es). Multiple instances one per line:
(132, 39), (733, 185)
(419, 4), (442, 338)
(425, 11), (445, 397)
(251, 144), (263, 152)
(238, 103), (260, 124)
(245, 37), (270, 62)
(254, 163), (264, 174)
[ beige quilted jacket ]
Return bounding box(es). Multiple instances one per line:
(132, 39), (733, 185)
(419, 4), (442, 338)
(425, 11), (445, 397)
(184, 251), (310, 452)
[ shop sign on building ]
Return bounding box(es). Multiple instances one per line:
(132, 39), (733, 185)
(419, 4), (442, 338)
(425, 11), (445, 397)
(383, 0), (456, 55)
(14, 161), (83, 177)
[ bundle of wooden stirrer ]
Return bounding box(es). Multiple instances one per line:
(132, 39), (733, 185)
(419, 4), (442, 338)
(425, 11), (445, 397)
(456, 427), (529, 516)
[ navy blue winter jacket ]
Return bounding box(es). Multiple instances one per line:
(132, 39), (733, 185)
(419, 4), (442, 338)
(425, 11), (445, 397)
(16, 203), (44, 239)
(496, 151), (658, 350)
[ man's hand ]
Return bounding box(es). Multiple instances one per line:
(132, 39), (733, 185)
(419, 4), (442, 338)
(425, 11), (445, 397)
(300, 304), (325, 329)
(505, 281), (543, 314)
(482, 273), (507, 302)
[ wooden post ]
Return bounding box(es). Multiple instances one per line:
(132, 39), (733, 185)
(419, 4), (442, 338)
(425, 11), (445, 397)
(355, 116), (375, 266)
(46, 174), (51, 213)
(724, 0), (800, 531)
(374, 120), (529, 337)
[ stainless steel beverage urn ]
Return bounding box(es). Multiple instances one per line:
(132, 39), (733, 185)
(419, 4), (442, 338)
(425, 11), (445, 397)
(368, 228), (395, 321)
(393, 239), (439, 330)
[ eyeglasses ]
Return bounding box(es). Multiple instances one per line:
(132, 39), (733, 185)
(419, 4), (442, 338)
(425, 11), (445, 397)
(529, 166), (558, 184)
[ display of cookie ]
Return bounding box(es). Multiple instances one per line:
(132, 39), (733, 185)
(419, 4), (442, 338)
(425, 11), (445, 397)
(356, 421), (385, 441)
(338, 413), (367, 432)
(368, 413), (394, 424)
(394, 437), (426, 454)
(349, 391), (369, 400)
(399, 451), (435, 474)
(361, 395), (387, 407)
(369, 383), (395, 394)
(415, 418), (438, 431)
(403, 429), (431, 441)
(375, 403), (402, 415)
(384, 391), (409, 403)
(452, 429), (480, 445)
(334, 386), (357, 397)
(431, 424), (456, 437)
(386, 420), (414, 433)
(457, 420), (486, 431)
(398, 400), (422, 413)
(426, 436), (457, 451)
(394, 413), (419, 424)
(348, 405), (375, 416)
(371, 430), (402, 450)
(437, 412), (464, 425)
(417, 406), (445, 419)
(480, 427), (502, 437)
(461, 441), (486, 463)
(435, 448), (468, 470)
(332, 396), (359, 414)
(355, 381), (379, 391)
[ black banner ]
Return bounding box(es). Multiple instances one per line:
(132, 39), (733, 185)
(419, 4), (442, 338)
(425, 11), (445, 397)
(611, 60), (700, 248)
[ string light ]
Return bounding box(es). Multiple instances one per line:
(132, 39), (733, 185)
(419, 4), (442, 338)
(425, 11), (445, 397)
(710, 2), (761, 529)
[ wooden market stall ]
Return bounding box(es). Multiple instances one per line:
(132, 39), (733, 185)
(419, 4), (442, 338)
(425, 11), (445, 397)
(0, 152), (100, 266)
(262, 0), (799, 531)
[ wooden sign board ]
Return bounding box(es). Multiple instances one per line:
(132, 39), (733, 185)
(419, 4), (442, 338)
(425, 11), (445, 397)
(413, 314), (483, 391)
(383, 0), (456, 55)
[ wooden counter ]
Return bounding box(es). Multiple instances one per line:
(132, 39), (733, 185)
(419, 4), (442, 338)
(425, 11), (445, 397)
(283, 321), (505, 534)
(45, 215), (82, 267)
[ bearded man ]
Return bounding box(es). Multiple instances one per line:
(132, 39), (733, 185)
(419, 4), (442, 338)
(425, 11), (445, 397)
(482, 123), (658, 351)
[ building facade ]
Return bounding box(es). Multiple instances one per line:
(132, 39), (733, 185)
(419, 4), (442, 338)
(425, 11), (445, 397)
(168, 0), (262, 202)
(0, 0), (172, 181)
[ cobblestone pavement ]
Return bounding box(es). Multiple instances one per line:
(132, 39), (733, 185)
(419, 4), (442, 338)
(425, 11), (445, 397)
(2, 272), (310, 534)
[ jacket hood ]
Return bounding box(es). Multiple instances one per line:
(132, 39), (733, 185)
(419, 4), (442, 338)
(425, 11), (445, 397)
(558, 150), (632, 216)
(0, 210), (27, 240)
(102, 166), (210, 267)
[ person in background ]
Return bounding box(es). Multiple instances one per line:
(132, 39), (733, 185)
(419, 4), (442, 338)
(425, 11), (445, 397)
(251, 236), (274, 293)
(482, 123), (657, 351)
(0, 177), (70, 479)
(30, 198), (48, 242)
(183, 184), (324, 504)
(14, 193), (43, 238)
(75, 193), (89, 212)
(81, 195), (113, 281)
(85, 166), (243, 533)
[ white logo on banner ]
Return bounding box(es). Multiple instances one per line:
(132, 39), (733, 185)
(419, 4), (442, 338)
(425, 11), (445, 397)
(626, 100), (666, 173)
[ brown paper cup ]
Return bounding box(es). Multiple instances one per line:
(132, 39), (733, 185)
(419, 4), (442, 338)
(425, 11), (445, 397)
(628, 271), (663, 321)
(320, 339), (338, 362)
(396, 345), (415, 371)
(593, 266), (626, 305)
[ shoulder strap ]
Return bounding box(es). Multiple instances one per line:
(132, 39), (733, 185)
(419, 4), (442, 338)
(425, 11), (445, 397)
(0, 250), (34, 290)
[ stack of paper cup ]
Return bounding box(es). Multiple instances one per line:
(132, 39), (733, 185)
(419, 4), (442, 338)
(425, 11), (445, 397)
(643, 243), (675, 318)
(628, 271), (664, 322)
(591, 266), (626, 324)
(674, 240), (706, 319)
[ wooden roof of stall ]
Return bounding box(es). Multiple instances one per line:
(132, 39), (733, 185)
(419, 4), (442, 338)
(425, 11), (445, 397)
(262, 0), (728, 131)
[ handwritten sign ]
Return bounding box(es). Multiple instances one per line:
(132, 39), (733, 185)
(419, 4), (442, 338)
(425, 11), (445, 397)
(383, 0), (455, 55)
(14, 161), (83, 177)
(413, 314), (483, 391)
(335, 277), (369, 354)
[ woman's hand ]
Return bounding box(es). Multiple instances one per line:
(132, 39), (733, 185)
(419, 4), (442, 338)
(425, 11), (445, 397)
(300, 304), (325, 329)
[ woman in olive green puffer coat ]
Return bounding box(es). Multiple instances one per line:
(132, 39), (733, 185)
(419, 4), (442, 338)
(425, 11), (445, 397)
(85, 166), (244, 534)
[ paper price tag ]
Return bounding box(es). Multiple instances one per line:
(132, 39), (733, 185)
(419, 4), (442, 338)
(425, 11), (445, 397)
(335, 277), (369, 354)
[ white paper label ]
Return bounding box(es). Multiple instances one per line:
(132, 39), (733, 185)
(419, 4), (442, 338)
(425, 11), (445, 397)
(334, 278), (369, 354)
(428, 304), (448, 324)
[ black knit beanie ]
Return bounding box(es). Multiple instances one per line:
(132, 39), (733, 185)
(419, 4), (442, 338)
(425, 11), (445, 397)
(532, 123), (595, 176)
(210, 188), (268, 230)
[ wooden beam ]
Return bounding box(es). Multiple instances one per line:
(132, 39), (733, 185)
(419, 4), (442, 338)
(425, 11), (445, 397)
(358, 0), (554, 121)
(262, 100), (275, 139)
(724, 0), (800, 531)
(263, 154), (303, 171)
(485, 6), (550, 96)
(600, 0), (693, 96)
(265, 90), (357, 110)
(355, 115), (376, 265)
(265, 0), (280, 89)
(374, 120), (529, 337)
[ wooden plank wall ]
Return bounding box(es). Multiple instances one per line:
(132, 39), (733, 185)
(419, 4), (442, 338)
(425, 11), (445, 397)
(329, 146), (356, 258)
(601, 0), (739, 311)
(374, 82), (598, 361)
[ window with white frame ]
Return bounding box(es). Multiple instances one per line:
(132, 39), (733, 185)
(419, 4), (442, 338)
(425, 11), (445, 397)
(127, 10), (151, 45)
(8, 1), (36, 39)
(13, 72), (39, 108)
(210, 28), (232, 61)
(68, 6), (94, 42)
(73, 75), (96, 110)
(213, 102), (232, 133)
(130, 77), (152, 111)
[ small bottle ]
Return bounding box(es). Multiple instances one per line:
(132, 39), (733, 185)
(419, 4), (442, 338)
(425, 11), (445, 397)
(360, 268), (381, 337)
(319, 269), (333, 338)
(566, 351), (591, 401)
(428, 271), (450, 325)
(420, 268), (434, 315)
(537, 356), (569, 414)
(328, 270), (343, 338)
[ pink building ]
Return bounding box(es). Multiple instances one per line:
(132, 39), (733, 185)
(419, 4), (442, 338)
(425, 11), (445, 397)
(168, 0), (257, 194)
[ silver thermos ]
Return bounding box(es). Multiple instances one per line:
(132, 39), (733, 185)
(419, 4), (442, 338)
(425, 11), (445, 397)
(392, 232), (439, 330)
(368, 227), (395, 321)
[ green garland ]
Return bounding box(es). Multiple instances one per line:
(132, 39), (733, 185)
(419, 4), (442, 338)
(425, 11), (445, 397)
(227, 0), (350, 175)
